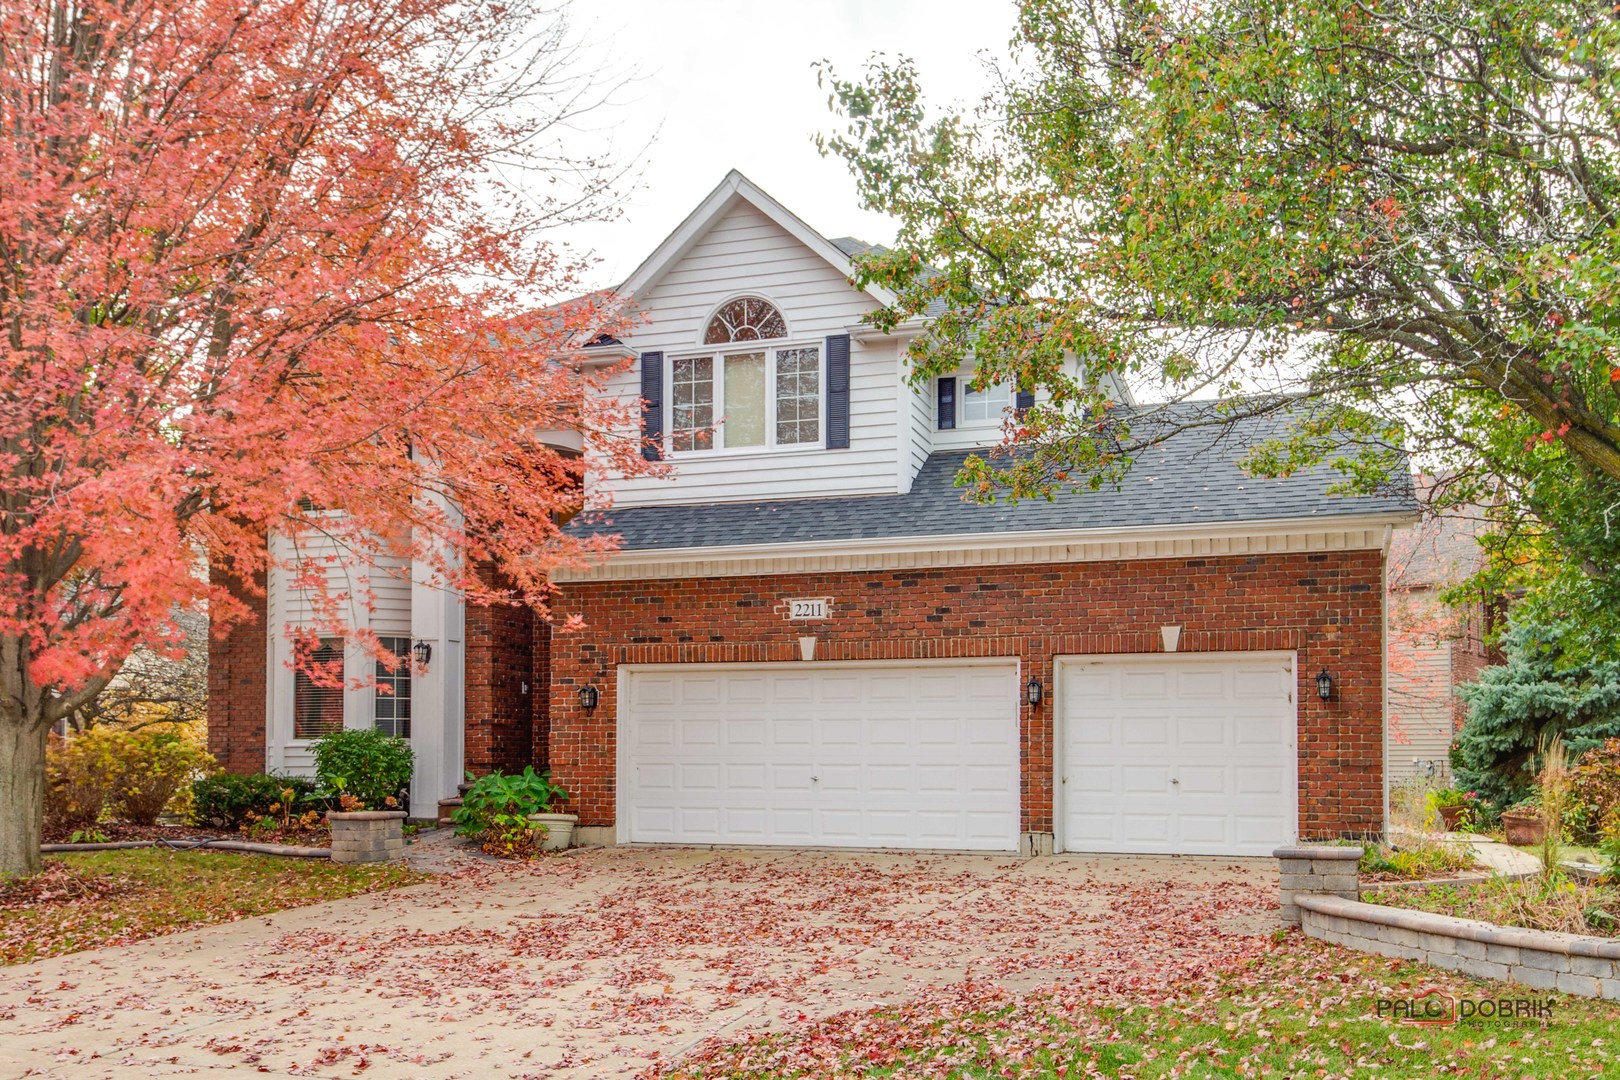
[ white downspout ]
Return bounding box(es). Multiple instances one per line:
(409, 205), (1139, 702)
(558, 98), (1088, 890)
(1380, 522), (1394, 841)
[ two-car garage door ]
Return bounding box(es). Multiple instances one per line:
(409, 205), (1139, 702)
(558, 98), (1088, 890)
(618, 654), (1297, 856)
(619, 662), (1021, 851)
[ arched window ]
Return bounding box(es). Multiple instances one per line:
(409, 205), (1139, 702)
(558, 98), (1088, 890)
(704, 296), (786, 344)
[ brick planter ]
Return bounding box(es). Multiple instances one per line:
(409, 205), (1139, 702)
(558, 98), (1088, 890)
(1274, 844), (1362, 925)
(327, 810), (406, 864)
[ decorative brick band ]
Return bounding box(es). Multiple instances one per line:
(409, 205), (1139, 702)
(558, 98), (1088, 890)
(1296, 893), (1620, 1000)
(327, 810), (406, 864)
(1274, 844), (1362, 925)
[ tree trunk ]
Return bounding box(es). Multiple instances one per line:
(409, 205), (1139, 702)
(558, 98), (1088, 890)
(0, 707), (47, 878)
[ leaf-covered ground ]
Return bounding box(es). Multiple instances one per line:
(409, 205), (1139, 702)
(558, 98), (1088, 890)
(656, 941), (1620, 1078)
(0, 849), (426, 965)
(6, 847), (1608, 1078)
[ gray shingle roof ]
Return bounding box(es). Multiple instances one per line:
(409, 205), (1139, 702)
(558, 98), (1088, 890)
(571, 403), (1419, 552)
(830, 237), (949, 319)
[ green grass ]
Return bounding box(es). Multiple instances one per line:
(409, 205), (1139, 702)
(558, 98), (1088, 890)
(0, 848), (427, 965)
(664, 939), (1620, 1078)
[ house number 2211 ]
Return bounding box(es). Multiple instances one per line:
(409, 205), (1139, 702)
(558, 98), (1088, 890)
(786, 598), (830, 621)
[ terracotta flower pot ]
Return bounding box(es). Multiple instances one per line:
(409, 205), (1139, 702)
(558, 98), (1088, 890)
(1438, 805), (1466, 831)
(1501, 811), (1546, 846)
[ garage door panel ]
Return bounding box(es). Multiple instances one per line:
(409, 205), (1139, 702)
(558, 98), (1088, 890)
(1121, 765), (1169, 793)
(1178, 716), (1224, 746)
(1178, 766), (1228, 795)
(1059, 656), (1296, 857)
(1178, 815), (1229, 844)
(1121, 670), (1169, 698)
(623, 663), (1019, 851)
(1122, 718), (1169, 745)
(1235, 765), (1286, 796)
(679, 763), (721, 790)
(1121, 814), (1172, 843)
(1177, 670), (1225, 697)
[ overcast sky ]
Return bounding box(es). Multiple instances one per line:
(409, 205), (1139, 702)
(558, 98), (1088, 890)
(558, 0), (1018, 291)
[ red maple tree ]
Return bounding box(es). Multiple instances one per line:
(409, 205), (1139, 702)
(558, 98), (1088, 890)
(0, 0), (648, 874)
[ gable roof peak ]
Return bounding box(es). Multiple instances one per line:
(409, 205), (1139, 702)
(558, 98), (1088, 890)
(618, 171), (896, 309)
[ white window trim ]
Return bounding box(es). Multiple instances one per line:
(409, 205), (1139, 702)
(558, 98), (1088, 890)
(667, 341), (824, 456)
(959, 379), (1012, 425)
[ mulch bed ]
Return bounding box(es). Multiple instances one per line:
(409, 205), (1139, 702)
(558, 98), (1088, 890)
(42, 821), (329, 847)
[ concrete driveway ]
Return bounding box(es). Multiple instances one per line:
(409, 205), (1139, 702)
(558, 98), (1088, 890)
(0, 844), (1277, 1078)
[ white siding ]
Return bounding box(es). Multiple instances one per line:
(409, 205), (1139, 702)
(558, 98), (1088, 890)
(1388, 639), (1456, 782)
(595, 196), (897, 507)
(264, 524), (411, 777)
(902, 345), (932, 493)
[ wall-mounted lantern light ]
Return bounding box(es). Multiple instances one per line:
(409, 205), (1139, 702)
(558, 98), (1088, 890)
(411, 640), (432, 667)
(579, 684), (600, 711)
(1026, 677), (1043, 708)
(1316, 669), (1334, 701)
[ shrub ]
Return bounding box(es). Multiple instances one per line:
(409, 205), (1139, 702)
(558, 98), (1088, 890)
(1571, 738), (1620, 841)
(311, 728), (412, 810)
(45, 726), (215, 827)
(452, 767), (568, 859)
(191, 772), (319, 829)
(44, 732), (121, 829)
(115, 728), (215, 824)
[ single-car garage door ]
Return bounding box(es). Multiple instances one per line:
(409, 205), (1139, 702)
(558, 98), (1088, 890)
(1056, 654), (1297, 856)
(619, 661), (1020, 851)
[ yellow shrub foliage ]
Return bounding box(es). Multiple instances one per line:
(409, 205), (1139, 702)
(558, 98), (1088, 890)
(45, 723), (216, 827)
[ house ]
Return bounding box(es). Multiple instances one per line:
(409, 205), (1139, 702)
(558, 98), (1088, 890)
(1385, 480), (1498, 784)
(209, 170), (1420, 856)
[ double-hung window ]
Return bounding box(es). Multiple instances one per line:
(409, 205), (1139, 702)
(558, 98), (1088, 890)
(670, 297), (821, 452)
(293, 637), (345, 740)
(373, 636), (412, 739)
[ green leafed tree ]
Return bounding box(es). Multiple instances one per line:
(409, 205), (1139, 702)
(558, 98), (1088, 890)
(817, 0), (1620, 636)
(1454, 618), (1620, 807)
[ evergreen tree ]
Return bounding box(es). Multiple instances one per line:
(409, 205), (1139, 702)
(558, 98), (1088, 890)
(1455, 621), (1620, 808)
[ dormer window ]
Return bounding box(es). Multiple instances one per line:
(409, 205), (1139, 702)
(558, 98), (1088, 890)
(961, 380), (1011, 423)
(670, 297), (820, 453)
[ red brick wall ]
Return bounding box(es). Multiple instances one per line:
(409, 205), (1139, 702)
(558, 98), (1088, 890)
(464, 590), (538, 777)
(206, 567), (268, 775)
(546, 550), (1387, 841)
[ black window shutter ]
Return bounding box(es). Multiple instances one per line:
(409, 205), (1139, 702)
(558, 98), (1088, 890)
(937, 377), (957, 430)
(1015, 388), (1035, 414)
(639, 351), (664, 461)
(825, 334), (850, 449)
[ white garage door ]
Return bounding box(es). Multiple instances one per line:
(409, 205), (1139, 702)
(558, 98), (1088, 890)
(619, 662), (1020, 851)
(1057, 654), (1296, 856)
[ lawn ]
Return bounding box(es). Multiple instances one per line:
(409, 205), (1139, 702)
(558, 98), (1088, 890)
(0, 849), (426, 965)
(659, 936), (1620, 1078)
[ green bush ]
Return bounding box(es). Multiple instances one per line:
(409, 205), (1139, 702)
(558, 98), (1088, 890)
(191, 772), (319, 829)
(312, 728), (412, 810)
(46, 726), (216, 827)
(452, 767), (567, 858)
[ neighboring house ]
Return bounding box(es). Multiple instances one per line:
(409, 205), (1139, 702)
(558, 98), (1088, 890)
(210, 170), (1420, 854)
(1385, 481), (1497, 784)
